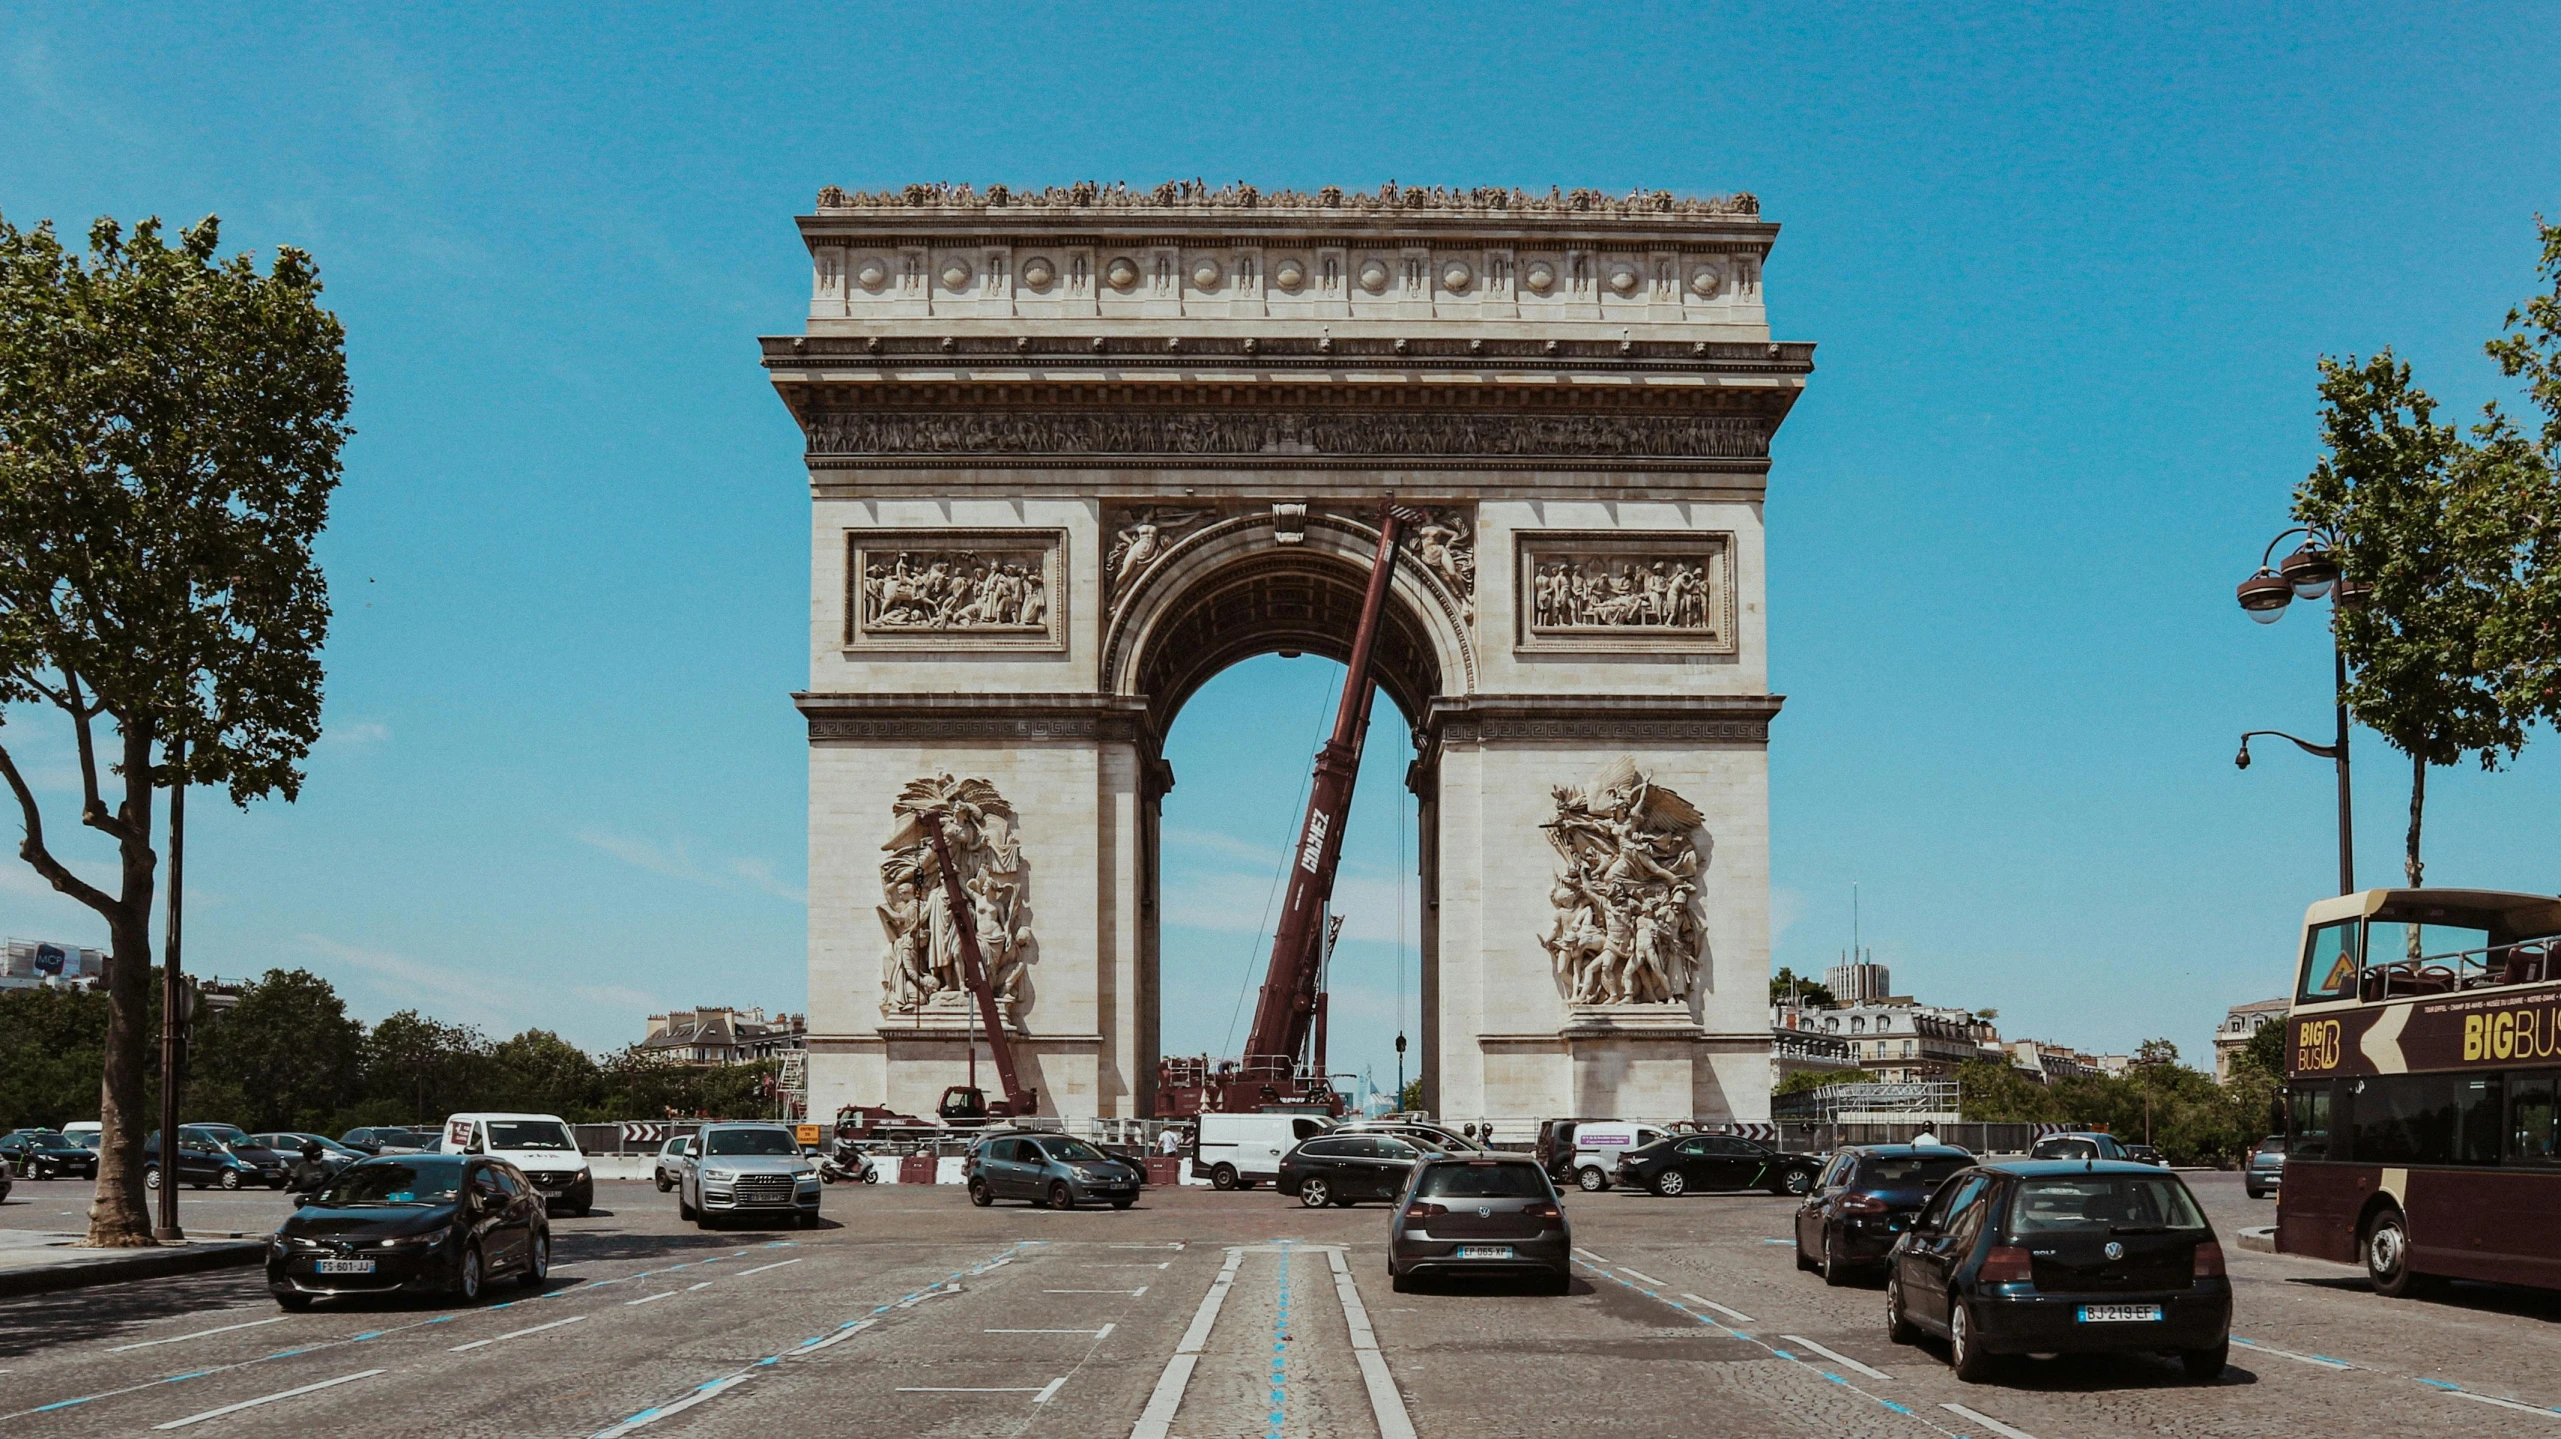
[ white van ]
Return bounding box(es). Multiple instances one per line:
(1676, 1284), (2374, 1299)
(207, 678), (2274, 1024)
(438, 1113), (593, 1214)
(1193, 1112), (1335, 1190)
(61, 1121), (102, 1151)
(1561, 1122), (1667, 1192)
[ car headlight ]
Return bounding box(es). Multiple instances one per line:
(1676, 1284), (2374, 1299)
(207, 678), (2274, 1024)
(703, 1168), (738, 1183)
(387, 1226), (452, 1248)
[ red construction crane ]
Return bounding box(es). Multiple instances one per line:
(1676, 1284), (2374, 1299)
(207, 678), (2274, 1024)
(922, 810), (1039, 1122)
(1157, 503), (1422, 1116)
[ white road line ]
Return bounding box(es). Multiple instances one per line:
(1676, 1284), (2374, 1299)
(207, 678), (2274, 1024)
(2230, 1337), (2352, 1370)
(1942, 1401), (2041, 1439)
(1129, 1248), (1243, 1439)
(1572, 1247), (1613, 1264)
(107, 1317), (286, 1352)
(1681, 1292), (1757, 1324)
(896, 1386), (1050, 1394)
(1618, 1266), (1666, 1287)
(624, 1292), (675, 1307)
(734, 1258), (803, 1278)
(1090, 1262), (1171, 1269)
(1045, 1287), (1146, 1296)
(448, 1315), (588, 1352)
(1326, 1246), (1419, 1439)
(1779, 1335), (1890, 1381)
(1033, 1377), (1067, 1403)
(989, 1325), (1115, 1337)
(685, 1281), (713, 1291)
(592, 1374), (750, 1438)
(153, 1368), (383, 1430)
(787, 1320), (875, 1355)
(2445, 1389), (2561, 1416)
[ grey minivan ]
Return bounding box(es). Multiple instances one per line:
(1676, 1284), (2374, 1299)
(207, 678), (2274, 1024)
(967, 1133), (1141, 1210)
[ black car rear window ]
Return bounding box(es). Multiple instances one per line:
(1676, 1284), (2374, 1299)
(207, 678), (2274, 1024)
(2007, 1175), (2206, 1233)
(314, 1158), (466, 1206)
(1416, 1162), (1548, 1198)
(1853, 1155), (1969, 1189)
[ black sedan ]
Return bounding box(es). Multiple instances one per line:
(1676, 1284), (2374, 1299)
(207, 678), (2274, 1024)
(1885, 1160), (2230, 1383)
(0, 1129), (99, 1180)
(1794, 1145), (1972, 1284)
(1279, 1133), (1443, 1207)
(267, 1154), (550, 1309)
(1616, 1133), (1820, 1197)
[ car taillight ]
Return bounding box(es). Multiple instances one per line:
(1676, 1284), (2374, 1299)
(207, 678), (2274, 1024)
(1407, 1202), (1447, 1219)
(1979, 1245), (2034, 1285)
(1524, 1201), (1561, 1222)
(1839, 1194), (1889, 1215)
(2194, 1241), (2225, 1279)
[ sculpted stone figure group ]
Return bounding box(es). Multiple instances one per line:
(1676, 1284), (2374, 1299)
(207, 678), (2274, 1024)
(875, 774), (1033, 1016)
(860, 551), (1048, 632)
(1530, 556), (1714, 631)
(1538, 757), (1707, 1007)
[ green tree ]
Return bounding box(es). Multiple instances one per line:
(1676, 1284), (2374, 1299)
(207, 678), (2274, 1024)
(188, 970), (364, 1133)
(0, 214), (350, 1245)
(2295, 352), (2532, 893)
(2480, 218), (2561, 727)
(490, 1030), (603, 1120)
(1774, 1066), (1875, 1098)
(362, 1011), (491, 1123)
(0, 984), (113, 1131)
(1955, 1058), (2057, 1122)
(1768, 967), (1835, 1007)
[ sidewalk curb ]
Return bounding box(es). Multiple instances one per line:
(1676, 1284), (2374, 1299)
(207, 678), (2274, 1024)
(0, 1240), (265, 1299)
(2236, 1225), (2277, 1254)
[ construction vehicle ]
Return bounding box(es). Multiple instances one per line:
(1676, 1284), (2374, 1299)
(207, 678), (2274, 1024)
(1155, 504), (1422, 1118)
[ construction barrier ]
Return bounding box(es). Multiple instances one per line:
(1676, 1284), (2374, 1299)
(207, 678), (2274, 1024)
(898, 1153), (936, 1185)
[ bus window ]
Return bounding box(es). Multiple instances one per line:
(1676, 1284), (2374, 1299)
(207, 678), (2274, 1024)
(2343, 1074), (2503, 1165)
(2298, 921), (2360, 1003)
(2363, 920), (2492, 968)
(2514, 1074), (2560, 1164)
(2288, 1083), (2331, 1160)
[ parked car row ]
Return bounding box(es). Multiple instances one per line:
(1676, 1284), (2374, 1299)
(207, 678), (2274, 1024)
(0, 1129), (98, 1180)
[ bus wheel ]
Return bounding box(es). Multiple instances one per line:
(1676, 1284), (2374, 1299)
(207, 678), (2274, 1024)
(2363, 1206), (2426, 1298)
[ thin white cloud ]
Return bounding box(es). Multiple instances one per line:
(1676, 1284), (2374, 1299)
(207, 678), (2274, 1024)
(579, 830), (805, 906)
(299, 932), (520, 1033)
(1161, 826), (1285, 867)
(1161, 869), (1416, 945)
(319, 721), (391, 750)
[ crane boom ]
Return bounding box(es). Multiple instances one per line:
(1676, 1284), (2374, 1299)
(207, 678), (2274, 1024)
(922, 811), (1038, 1118)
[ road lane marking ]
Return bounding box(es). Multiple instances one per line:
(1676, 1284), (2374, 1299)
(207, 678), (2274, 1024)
(106, 1317), (288, 1353)
(625, 1291), (676, 1306)
(449, 1315), (588, 1352)
(989, 1325), (1115, 1337)
(1090, 1262), (1172, 1269)
(1681, 1292), (1756, 1324)
(1780, 1336), (1890, 1380)
(1130, 1247), (1243, 1439)
(686, 1281), (714, 1291)
(2230, 1337), (2352, 1369)
(1572, 1247), (1612, 1264)
(592, 1374), (751, 1438)
(1046, 1287), (1146, 1296)
(896, 1386), (1051, 1393)
(1325, 1246), (1418, 1439)
(734, 1258), (803, 1278)
(1942, 1402), (2040, 1439)
(1034, 1376), (1067, 1403)
(1617, 1265), (1666, 1287)
(2443, 1390), (2561, 1415)
(152, 1369), (383, 1430)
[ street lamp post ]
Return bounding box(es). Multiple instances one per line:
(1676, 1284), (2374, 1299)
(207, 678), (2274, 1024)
(2234, 527), (2361, 894)
(155, 737), (187, 1243)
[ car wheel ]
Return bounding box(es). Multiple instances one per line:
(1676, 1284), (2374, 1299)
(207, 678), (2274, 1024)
(220, 1170), (243, 1191)
(655, 1172), (674, 1193)
(519, 1232), (550, 1288)
(144, 1166), (161, 1191)
(798, 1210), (819, 1229)
(1390, 1268), (1416, 1294)
(968, 1179), (994, 1207)
(1048, 1181), (1076, 1211)
(1652, 1170), (1686, 1198)
(1821, 1229), (1853, 1287)
(276, 1292), (313, 1312)
(1211, 1164), (1239, 1191)
(1577, 1166), (1607, 1193)
(1795, 1228), (1818, 1272)
(1949, 1299), (1996, 1382)
(1778, 1168), (1814, 1197)
(2181, 1338), (2228, 1382)
(454, 1244), (484, 1303)
(2364, 1206), (2426, 1297)
(2244, 1184), (2262, 1200)
(1548, 1267), (1573, 1296)
(1299, 1177), (1332, 1209)
(1111, 1198), (1134, 1210)
(572, 1203), (590, 1218)
(1885, 1274), (1917, 1344)
(677, 1190), (697, 1221)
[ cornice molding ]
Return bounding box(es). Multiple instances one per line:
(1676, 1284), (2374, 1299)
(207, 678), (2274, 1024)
(795, 692), (1150, 744)
(1428, 693), (1785, 746)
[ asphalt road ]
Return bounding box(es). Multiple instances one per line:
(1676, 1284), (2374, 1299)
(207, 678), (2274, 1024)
(1, 1169), (2557, 1437)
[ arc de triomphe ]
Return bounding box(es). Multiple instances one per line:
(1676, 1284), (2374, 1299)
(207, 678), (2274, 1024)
(764, 182), (1810, 1128)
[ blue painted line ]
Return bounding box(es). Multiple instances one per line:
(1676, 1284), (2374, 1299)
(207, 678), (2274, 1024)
(351, 1331), (384, 1341)
(1772, 1348), (1796, 1360)
(1822, 1372), (1847, 1385)
(624, 1409), (659, 1423)
(165, 1372), (209, 1383)
(757, 1357), (778, 1367)
(2418, 1379), (2460, 1390)
(1881, 1401), (1911, 1414)
(2312, 1356), (2346, 1366)
(36, 1398), (92, 1411)
(428, 1316), (457, 1324)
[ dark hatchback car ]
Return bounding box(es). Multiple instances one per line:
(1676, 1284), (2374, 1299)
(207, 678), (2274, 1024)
(144, 1128), (284, 1190)
(1885, 1160), (2230, 1383)
(1280, 1132), (1445, 1208)
(339, 1127), (432, 1156)
(1616, 1133), (1821, 1198)
(267, 1154), (550, 1309)
(0, 1129), (99, 1180)
(1794, 1145), (1973, 1284)
(1388, 1155), (1571, 1293)
(965, 1133), (1142, 1209)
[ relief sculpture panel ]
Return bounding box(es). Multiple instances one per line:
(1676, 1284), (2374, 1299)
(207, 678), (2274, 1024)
(848, 529), (1065, 650)
(1537, 756), (1707, 1008)
(876, 774), (1034, 1023)
(1515, 530), (1734, 654)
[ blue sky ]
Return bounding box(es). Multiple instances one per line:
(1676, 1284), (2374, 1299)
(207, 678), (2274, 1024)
(3, 6), (2559, 1085)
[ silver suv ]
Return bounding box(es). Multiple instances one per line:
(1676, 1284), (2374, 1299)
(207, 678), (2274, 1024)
(678, 1123), (821, 1229)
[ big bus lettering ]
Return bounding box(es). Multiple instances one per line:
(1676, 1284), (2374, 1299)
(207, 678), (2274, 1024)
(2296, 1019), (2341, 1072)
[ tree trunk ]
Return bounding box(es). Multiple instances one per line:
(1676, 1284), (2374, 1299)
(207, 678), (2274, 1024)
(2406, 752), (2427, 892)
(86, 725), (159, 1248)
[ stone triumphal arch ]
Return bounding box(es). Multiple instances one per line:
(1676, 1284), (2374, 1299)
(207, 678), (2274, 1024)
(767, 182), (1810, 1128)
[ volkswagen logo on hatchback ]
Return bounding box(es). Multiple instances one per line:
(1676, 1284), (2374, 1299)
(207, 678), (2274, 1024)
(2103, 1241), (2125, 1260)
(1478, 1205), (1492, 1218)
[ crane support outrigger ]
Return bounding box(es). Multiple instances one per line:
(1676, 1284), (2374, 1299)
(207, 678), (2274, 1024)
(1158, 503), (1424, 1116)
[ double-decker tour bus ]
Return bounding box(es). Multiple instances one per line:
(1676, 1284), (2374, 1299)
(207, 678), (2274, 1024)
(2278, 887), (2561, 1295)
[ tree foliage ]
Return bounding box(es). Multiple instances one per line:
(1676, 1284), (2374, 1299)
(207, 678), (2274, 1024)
(0, 212), (350, 1244)
(1956, 1041), (2268, 1166)
(1769, 966), (1836, 1007)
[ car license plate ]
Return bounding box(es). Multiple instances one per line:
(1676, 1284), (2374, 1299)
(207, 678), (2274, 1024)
(1456, 1245), (1513, 1260)
(2076, 1304), (2162, 1323)
(314, 1259), (376, 1275)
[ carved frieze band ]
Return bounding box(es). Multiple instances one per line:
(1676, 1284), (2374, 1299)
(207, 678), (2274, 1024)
(804, 411), (1768, 464)
(1515, 530), (1736, 655)
(847, 528), (1066, 651)
(798, 693), (1150, 744)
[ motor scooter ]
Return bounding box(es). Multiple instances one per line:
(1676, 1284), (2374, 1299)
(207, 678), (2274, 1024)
(818, 1140), (877, 1185)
